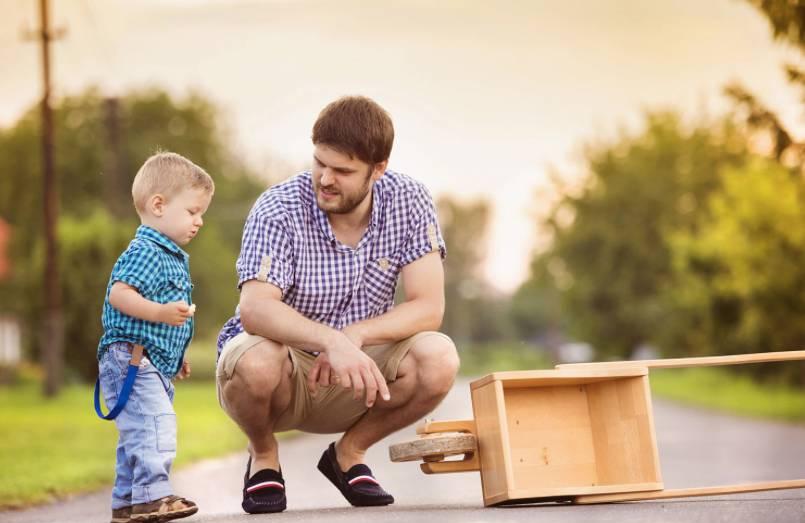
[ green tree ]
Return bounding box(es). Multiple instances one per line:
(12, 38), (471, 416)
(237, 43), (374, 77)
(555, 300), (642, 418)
(436, 197), (509, 343)
(666, 159), (805, 379)
(529, 113), (750, 359)
(0, 87), (267, 383)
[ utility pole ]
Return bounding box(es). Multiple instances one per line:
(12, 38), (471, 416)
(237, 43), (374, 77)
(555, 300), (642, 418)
(27, 0), (66, 396)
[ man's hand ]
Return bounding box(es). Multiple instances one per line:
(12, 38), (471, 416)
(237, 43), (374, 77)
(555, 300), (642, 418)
(307, 331), (390, 408)
(158, 301), (194, 326)
(176, 359), (191, 380)
(342, 323), (365, 349)
(308, 324), (366, 390)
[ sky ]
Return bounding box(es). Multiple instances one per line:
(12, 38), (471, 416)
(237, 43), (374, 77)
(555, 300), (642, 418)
(1, 0), (802, 292)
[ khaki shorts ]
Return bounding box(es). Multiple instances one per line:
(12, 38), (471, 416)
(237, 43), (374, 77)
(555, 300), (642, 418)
(216, 330), (451, 434)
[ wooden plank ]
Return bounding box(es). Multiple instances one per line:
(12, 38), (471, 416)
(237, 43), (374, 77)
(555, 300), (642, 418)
(389, 432), (477, 462)
(505, 385), (598, 490)
(420, 453), (480, 474)
(483, 482), (665, 506)
(471, 367), (647, 390)
(416, 418), (476, 435)
(572, 479), (805, 504)
(586, 376), (662, 487)
(556, 350), (805, 371)
(472, 380), (512, 505)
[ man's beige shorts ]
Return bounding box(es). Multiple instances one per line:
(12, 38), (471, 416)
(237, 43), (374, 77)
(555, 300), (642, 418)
(216, 331), (451, 434)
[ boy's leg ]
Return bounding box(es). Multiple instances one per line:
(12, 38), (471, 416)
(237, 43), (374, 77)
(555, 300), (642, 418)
(119, 357), (176, 504)
(98, 347), (134, 510)
(111, 438), (133, 509)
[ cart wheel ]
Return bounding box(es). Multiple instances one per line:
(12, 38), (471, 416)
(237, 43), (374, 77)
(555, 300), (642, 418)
(389, 432), (477, 463)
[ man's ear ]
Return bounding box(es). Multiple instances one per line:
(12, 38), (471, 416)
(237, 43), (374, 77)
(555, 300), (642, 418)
(149, 194), (166, 217)
(371, 161), (387, 181)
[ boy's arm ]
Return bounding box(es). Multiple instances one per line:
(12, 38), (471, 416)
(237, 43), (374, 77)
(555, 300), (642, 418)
(109, 281), (193, 326)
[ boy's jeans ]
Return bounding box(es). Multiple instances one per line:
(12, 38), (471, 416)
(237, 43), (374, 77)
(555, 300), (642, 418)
(99, 343), (176, 509)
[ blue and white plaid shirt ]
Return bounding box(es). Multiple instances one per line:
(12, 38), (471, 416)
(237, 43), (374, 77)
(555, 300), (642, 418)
(98, 225), (194, 379)
(217, 170), (446, 354)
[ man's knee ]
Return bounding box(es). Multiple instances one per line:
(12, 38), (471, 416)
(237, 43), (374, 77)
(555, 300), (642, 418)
(408, 334), (460, 397)
(224, 340), (291, 404)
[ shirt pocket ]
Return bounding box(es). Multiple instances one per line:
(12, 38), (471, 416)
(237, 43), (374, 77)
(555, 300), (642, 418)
(363, 256), (401, 310)
(163, 277), (191, 303)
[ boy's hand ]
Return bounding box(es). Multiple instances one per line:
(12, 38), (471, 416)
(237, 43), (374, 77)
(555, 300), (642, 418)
(176, 359), (191, 380)
(158, 301), (194, 326)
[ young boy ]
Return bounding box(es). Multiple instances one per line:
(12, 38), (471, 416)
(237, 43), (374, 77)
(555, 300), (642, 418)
(96, 151), (214, 523)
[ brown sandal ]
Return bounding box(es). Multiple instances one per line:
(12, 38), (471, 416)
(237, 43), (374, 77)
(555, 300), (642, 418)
(130, 495), (198, 522)
(110, 506), (132, 523)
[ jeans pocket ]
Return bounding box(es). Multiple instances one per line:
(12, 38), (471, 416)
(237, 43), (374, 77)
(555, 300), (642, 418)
(155, 414), (177, 452)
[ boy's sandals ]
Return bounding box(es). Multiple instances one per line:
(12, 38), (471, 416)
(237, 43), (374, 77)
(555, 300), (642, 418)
(111, 506), (132, 523)
(130, 495), (198, 522)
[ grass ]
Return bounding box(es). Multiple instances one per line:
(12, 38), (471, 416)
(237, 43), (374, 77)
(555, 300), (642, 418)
(0, 340), (248, 509)
(458, 340), (551, 377)
(458, 343), (805, 422)
(0, 380), (247, 509)
(649, 366), (805, 422)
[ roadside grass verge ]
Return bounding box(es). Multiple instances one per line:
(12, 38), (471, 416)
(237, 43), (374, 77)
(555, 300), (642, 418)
(649, 366), (805, 422)
(0, 379), (246, 509)
(458, 343), (805, 422)
(0, 341), (245, 509)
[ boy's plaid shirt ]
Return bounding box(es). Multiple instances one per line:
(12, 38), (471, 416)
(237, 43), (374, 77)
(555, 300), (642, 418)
(98, 225), (194, 379)
(217, 170), (446, 355)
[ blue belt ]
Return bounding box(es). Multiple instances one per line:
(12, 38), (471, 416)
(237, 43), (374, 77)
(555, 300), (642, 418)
(94, 344), (144, 420)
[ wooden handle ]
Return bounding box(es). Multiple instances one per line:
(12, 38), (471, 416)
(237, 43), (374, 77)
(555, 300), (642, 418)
(416, 419), (476, 435)
(420, 453), (480, 474)
(572, 479), (805, 504)
(556, 350), (805, 370)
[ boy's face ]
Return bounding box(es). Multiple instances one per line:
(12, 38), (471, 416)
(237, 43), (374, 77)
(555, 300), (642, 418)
(151, 187), (212, 246)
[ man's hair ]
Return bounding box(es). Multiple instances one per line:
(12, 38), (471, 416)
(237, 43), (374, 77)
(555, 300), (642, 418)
(312, 96), (394, 165)
(131, 151), (214, 214)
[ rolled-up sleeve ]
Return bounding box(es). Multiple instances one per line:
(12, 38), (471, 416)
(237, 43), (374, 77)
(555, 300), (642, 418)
(236, 211), (294, 293)
(112, 245), (162, 296)
(399, 185), (447, 267)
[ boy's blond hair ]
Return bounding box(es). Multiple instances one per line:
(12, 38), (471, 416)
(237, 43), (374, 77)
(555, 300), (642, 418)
(131, 152), (215, 215)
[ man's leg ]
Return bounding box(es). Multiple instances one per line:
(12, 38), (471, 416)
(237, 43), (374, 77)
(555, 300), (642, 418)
(221, 339), (294, 474)
(335, 333), (460, 471)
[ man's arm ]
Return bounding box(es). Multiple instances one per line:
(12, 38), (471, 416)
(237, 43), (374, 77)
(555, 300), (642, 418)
(239, 281), (390, 406)
(344, 251), (445, 348)
(240, 280), (341, 351)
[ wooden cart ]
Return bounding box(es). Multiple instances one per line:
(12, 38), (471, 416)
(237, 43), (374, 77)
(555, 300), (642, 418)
(388, 350), (805, 506)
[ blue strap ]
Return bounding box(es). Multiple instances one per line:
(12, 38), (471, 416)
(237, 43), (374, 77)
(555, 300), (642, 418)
(94, 362), (139, 420)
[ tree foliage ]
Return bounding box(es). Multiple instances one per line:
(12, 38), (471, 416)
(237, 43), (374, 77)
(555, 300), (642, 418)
(529, 113), (751, 359)
(436, 197), (510, 344)
(666, 160), (805, 379)
(0, 88), (267, 382)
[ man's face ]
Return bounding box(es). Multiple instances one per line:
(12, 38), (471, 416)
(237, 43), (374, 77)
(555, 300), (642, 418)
(311, 144), (383, 214)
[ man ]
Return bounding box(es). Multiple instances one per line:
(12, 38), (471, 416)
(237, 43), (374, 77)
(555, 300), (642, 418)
(216, 95), (459, 513)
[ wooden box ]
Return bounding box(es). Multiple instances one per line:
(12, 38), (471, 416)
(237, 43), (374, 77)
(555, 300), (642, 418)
(469, 367), (663, 505)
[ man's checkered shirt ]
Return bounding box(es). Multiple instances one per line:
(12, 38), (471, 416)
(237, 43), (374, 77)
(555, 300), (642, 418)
(97, 225), (194, 379)
(217, 170), (446, 354)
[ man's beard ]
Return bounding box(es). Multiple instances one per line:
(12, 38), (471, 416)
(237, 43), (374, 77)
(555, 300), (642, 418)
(315, 174), (372, 214)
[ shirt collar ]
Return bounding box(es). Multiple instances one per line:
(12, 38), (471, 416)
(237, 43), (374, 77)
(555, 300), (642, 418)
(135, 225), (188, 260)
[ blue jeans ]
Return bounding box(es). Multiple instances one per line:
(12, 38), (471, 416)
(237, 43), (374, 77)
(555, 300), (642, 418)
(99, 343), (177, 509)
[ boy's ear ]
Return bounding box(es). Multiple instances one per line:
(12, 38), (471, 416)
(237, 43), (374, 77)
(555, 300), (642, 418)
(149, 194), (166, 217)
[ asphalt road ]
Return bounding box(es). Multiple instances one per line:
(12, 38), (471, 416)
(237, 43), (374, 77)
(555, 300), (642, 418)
(6, 378), (805, 523)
